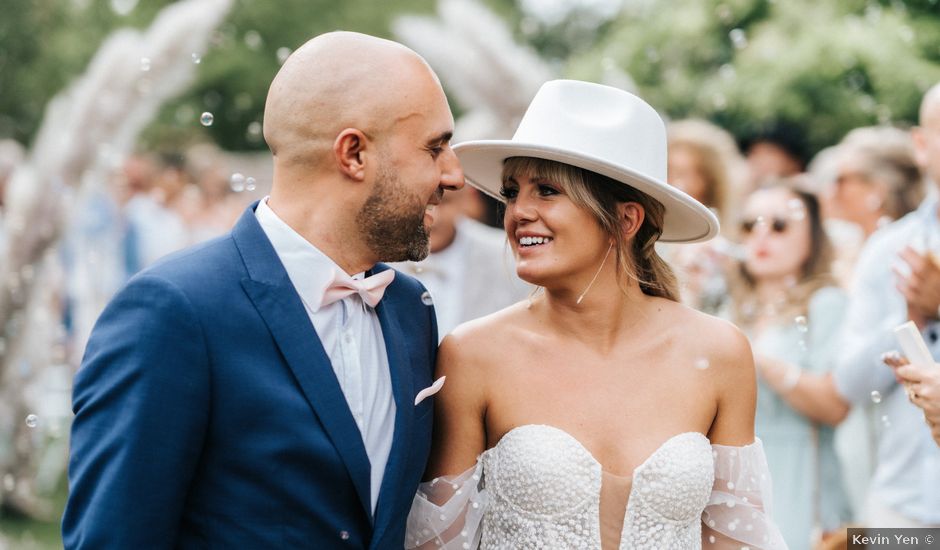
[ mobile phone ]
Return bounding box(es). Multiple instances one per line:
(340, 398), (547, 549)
(894, 321), (935, 366)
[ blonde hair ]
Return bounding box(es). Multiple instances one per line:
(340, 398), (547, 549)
(838, 126), (924, 220)
(502, 157), (679, 301)
(667, 119), (745, 227)
(731, 179), (836, 325)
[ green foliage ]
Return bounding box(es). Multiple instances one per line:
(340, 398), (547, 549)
(4, 0), (940, 157)
(0, 0), (435, 151)
(151, 0), (436, 151)
(0, 0), (178, 146)
(566, 0), (940, 156)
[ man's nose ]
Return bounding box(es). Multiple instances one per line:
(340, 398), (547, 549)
(440, 148), (464, 191)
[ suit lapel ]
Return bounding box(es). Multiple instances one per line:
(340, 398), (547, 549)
(232, 204), (373, 521)
(369, 272), (414, 545)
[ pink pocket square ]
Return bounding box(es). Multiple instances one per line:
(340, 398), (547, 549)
(414, 376), (446, 406)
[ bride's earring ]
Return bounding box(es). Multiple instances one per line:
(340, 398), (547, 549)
(526, 287), (542, 309)
(576, 242), (614, 305)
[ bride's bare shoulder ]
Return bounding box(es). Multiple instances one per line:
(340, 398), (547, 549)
(439, 302), (530, 367)
(655, 299), (752, 368)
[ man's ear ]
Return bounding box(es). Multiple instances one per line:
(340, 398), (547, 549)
(617, 202), (645, 239)
(333, 128), (368, 181)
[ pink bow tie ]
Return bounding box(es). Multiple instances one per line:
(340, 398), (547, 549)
(320, 268), (395, 309)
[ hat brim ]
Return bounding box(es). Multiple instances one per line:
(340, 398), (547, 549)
(454, 141), (720, 243)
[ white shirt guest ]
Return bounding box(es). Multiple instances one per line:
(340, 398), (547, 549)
(833, 194), (940, 527)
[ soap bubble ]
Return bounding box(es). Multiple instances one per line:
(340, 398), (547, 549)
(244, 30), (263, 50)
(794, 316), (808, 333)
(229, 173), (246, 192)
(246, 121), (262, 141)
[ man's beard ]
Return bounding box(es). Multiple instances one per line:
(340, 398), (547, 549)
(356, 166), (432, 263)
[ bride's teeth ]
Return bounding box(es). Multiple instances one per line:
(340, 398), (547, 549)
(519, 236), (553, 246)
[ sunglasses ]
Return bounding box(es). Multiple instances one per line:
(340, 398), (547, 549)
(740, 216), (789, 235)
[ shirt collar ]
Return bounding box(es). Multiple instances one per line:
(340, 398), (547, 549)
(255, 197), (365, 312)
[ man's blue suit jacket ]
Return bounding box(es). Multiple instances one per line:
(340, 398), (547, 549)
(62, 204), (438, 549)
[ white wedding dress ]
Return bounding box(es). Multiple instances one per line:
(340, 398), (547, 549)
(406, 424), (787, 549)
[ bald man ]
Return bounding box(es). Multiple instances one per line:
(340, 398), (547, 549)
(63, 32), (463, 549)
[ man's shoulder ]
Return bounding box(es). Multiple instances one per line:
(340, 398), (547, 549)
(135, 234), (240, 289)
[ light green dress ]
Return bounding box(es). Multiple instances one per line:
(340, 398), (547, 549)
(749, 286), (852, 550)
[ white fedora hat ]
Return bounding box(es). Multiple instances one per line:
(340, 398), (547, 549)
(453, 80), (719, 243)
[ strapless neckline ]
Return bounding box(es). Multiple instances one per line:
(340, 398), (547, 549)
(484, 424), (709, 481)
(478, 424), (715, 549)
(407, 425), (787, 549)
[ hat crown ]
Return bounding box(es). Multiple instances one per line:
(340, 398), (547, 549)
(512, 80), (667, 182)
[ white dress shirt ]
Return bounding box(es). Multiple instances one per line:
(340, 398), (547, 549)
(834, 194), (940, 525)
(400, 227), (466, 339)
(255, 198), (395, 513)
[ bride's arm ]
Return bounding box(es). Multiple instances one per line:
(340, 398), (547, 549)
(406, 329), (490, 549)
(705, 322), (757, 448)
(702, 324), (788, 549)
(424, 330), (489, 480)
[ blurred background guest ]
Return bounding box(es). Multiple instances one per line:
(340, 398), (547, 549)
(756, 83), (940, 531)
(742, 121), (809, 191)
(663, 118), (746, 314)
(823, 126), (924, 240)
(184, 143), (245, 243)
(811, 126), (925, 512)
(829, 83), (940, 529)
(123, 152), (190, 271)
(728, 180), (851, 549)
(667, 118), (744, 222)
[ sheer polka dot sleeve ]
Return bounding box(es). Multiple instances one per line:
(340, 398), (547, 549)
(702, 439), (788, 549)
(405, 461), (488, 550)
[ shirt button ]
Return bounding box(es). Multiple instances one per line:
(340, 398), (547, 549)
(340, 530), (350, 540)
(344, 333), (353, 344)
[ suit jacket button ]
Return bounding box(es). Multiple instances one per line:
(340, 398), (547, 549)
(340, 530), (350, 540)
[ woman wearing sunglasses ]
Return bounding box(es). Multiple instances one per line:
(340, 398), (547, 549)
(730, 181), (851, 549)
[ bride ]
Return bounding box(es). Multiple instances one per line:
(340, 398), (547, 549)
(405, 80), (787, 549)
